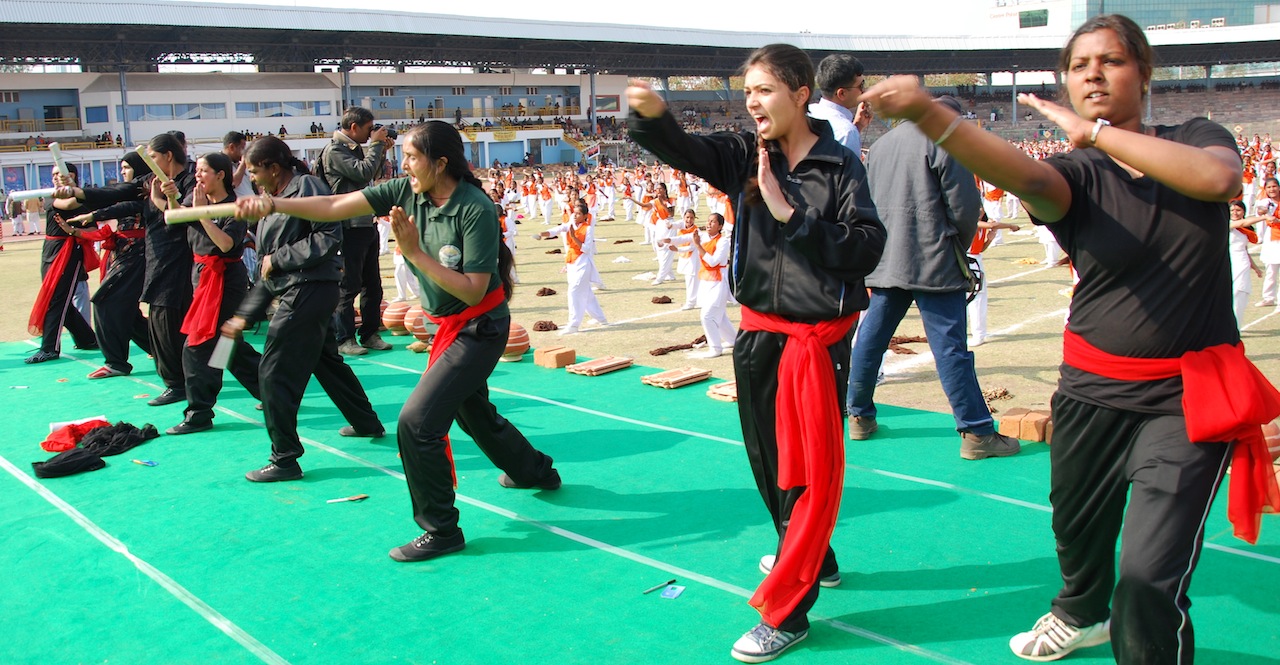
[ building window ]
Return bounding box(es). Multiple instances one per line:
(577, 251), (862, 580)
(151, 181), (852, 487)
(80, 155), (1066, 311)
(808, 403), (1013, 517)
(379, 87), (395, 97)
(452, 87), (466, 95)
(0, 91), (18, 103)
(85, 106), (109, 123)
(526, 87), (538, 95)
(499, 86), (512, 95)
(546, 138), (558, 146)
(1019, 9), (1048, 28)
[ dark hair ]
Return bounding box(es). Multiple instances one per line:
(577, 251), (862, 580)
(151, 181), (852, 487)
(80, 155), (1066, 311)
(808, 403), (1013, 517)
(742, 43), (815, 104)
(815, 53), (864, 96)
(121, 151), (147, 179)
(166, 129), (187, 146)
(1058, 15), (1153, 92)
(244, 136), (311, 176)
(148, 133), (187, 166)
(403, 121), (513, 299)
(1228, 200), (1246, 213)
(709, 212), (725, 226)
(1264, 176), (1280, 190)
(222, 130), (246, 146)
(342, 107), (375, 131)
(573, 199), (589, 216)
(199, 152), (236, 196)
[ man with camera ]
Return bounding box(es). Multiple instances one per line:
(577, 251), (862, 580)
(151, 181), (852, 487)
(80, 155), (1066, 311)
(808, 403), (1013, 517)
(318, 106), (395, 356)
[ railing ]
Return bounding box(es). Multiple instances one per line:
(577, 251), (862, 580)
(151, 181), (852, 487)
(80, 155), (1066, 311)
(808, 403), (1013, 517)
(0, 118), (82, 133)
(378, 106), (585, 122)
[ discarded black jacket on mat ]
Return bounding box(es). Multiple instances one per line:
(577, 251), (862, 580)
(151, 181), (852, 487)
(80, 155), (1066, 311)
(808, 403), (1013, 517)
(80, 422), (159, 456)
(33, 448), (106, 478)
(32, 422), (159, 478)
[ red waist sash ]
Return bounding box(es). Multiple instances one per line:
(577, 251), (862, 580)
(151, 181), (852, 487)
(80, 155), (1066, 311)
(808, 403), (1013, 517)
(423, 287), (507, 488)
(181, 254), (240, 347)
(738, 307), (857, 627)
(81, 226), (145, 280)
(28, 235), (100, 336)
(1063, 328), (1280, 543)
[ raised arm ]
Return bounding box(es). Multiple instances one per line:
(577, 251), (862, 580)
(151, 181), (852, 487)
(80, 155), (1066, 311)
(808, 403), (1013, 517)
(235, 190), (374, 223)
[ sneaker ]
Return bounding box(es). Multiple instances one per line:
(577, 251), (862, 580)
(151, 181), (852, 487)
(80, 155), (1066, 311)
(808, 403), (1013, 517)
(389, 529), (466, 562)
(557, 326), (579, 336)
(680, 303), (697, 310)
(1258, 300), (1277, 307)
(147, 388), (186, 406)
(848, 416), (878, 440)
(360, 334), (392, 351)
(244, 462), (303, 482)
(651, 279), (663, 286)
(758, 554), (841, 588)
(731, 622), (808, 663)
(961, 431), (1022, 460)
(337, 339), (368, 356)
(166, 420), (212, 436)
(87, 366), (127, 379)
(24, 350), (60, 364)
(1009, 612), (1110, 662)
(497, 469), (562, 490)
(969, 335), (986, 347)
(339, 425), (386, 438)
(690, 349), (723, 359)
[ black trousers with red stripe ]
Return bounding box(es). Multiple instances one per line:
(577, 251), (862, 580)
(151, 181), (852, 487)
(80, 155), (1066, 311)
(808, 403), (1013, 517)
(734, 328), (848, 633)
(397, 313), (553, 536)
(38, 249), (96, 354)
(1046, 392), (1231, 664)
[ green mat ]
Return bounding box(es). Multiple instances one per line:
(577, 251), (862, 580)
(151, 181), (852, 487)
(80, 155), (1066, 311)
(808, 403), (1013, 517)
(2, 333), (1277, 665)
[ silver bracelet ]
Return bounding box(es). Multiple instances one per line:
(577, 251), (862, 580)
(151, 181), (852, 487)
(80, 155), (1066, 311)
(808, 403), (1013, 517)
(1090, 118), (1111, 145)
(934, 115), (964, 145)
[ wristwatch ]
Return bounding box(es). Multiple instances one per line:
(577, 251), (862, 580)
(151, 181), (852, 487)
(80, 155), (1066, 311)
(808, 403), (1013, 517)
(1090, 118), (1111, 145)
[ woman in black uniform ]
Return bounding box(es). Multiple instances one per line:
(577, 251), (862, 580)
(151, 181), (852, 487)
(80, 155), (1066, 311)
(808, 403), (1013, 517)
(219, 137), (383, 482)
(864, 14), (1279, 664)
(27, 162), (98, 364)
(233, 122), (559, 562)
(57, 152), (153, 379)
(167, 152), (262, 435)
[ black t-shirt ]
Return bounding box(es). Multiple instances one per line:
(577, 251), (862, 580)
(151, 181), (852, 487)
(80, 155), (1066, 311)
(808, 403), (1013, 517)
(1033, 118), (1240, 414)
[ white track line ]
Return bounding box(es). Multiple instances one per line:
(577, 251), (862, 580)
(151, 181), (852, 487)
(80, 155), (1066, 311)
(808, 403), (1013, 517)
(988, 264), (1056, 285)
(1242, 307), (1280, 331)
(0, 453), (290, 665)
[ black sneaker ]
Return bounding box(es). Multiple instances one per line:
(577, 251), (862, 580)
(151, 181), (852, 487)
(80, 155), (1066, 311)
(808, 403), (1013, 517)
(339, 425), (386, 438)
(497, 469), (562, 490)
(24, 350), (60, 364)
(148, 388), (186, 406)
(360, 334), (393, 351)
(245, 462), (303, 482)
(389, 530), (466, 562)
(166, 420), (212, 436)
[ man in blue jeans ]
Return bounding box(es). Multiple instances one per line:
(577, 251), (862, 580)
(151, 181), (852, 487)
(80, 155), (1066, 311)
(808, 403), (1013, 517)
(848, 95), (1020, 460)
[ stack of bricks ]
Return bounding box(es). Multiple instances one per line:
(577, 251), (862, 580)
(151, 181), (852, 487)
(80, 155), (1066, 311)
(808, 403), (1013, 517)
(998, 407), (1053, 444)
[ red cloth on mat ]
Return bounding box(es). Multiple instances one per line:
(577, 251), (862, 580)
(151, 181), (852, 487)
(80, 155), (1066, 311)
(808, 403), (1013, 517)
(181, 254), (238, 347)
(42, 419), (111, 453)
(1063, 329), (1280, 543)
(739, 307), (857, 628)
(28, 236), (101, 336)
(423, 288), (507, 488)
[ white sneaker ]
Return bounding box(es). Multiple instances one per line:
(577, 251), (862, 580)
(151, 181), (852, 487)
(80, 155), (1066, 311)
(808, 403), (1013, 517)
(731, 622), (808, 663)
(969, 335), (986, 347)
(651, 279), (663, 286)
(690, 349), (722, 359)
(557, 326), (579, 336)
(758, 554), (841, 587)
(680, 303), (697, 311)
(1009, 612), (1110, 662)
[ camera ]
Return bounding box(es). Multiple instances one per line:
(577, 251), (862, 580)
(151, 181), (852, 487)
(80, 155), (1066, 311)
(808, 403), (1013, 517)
(372, 124), (398, 140)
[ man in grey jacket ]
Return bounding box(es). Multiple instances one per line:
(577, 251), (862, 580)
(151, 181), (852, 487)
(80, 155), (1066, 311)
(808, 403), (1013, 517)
(319, 106), (393, 356)
(846, 95), (1020, 460)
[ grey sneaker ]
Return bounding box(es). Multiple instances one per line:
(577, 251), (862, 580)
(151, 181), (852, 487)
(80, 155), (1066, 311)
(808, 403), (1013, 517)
(848, 415), (878, 440)
(361, 333), (392, 351)
(758, 554), (840, 587)
(961, 431), (1022, 460)
(1009, 612), (1110, 661)
(731, 622), (808, 663)
(338, 339), (368, 356)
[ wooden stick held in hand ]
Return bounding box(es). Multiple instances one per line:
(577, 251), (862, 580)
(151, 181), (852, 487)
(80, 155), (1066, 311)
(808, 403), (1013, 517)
(136, 145), (180, 208)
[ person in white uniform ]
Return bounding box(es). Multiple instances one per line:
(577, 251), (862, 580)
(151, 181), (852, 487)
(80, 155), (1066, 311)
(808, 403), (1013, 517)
(689, 213), (734, 359)
(537, 199), (609, 334)
(661, 209), (701, 310)
(1227, 199), (1262, 326)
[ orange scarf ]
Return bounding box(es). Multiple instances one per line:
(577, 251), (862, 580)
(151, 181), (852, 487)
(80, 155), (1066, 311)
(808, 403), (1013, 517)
(424, 288), (507, 487)
(564, 223), (589, 264)
(739, 307), (857, 627)
(698, 235), (724, 281)
(1063, 329), (1280, 543)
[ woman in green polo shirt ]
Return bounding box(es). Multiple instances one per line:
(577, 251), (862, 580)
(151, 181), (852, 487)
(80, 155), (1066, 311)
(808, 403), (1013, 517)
(234, 121), (561, 563)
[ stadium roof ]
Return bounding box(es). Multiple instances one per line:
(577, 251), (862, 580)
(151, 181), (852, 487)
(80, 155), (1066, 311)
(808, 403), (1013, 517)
(1, 0), (1278, 76)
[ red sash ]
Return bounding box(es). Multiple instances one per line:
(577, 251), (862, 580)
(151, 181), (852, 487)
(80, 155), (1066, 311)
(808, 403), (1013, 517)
(181, 254), (239, 347)
(424, 287), (507, 487)
(739, 307), (857, 627)
(81, 226), (145, 279)
(27, 235), (100, 336)
(1063, 329), (1280, 543)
